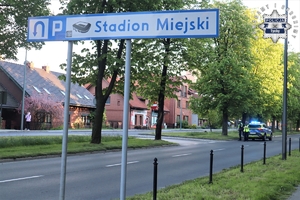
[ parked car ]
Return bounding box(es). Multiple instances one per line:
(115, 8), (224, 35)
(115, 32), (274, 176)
(248, 121), (272, 141)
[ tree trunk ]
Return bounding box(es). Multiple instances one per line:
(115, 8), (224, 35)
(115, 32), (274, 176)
(222, 109), (228, 136)
(90, 38), (125, 144)
(91, 99), (105, 143)
(91, 40), (108, 144)
(155, 38), (170, 140)
(242, 112), (247, 124)
(155, 64), (167, 140)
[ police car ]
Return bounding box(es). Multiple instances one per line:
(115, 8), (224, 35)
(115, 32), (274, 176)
(248, 121), (272, 141)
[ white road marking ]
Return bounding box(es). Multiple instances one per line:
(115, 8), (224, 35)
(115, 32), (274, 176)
(0, 175), (44, 183)
(106, 161), (139, 167)
(172, 153), (192, 158)
(213, 148), (225, 151)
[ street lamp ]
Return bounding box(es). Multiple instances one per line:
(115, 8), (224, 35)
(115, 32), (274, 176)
(21, 50), (28, 130)
(180, 92), (182, 130)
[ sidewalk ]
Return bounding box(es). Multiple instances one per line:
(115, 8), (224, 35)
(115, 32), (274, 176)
(287, 185), (300, 200)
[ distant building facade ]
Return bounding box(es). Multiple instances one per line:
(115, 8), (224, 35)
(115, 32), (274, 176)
(0, 61), (95, 130)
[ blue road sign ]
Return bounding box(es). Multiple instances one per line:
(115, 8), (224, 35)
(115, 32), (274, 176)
(27, 9), (219, 42)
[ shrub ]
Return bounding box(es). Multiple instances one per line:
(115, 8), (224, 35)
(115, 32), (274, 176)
(188, 124), (197, 129)
(72, 117), (84, 129)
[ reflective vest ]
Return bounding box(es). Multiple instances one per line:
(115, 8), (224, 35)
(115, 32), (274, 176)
(244, 125), (249, 132)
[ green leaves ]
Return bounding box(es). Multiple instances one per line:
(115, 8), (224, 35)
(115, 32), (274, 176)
(0, 0), (51, 60)
(186, 0), (256, 135)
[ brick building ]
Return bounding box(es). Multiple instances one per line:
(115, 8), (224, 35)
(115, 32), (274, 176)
(86, 72), (200, 129)
(0, 61), (95, 130)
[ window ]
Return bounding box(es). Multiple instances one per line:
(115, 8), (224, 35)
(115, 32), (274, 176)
(33, 86), (41, 93)
(177, 100), (181, 108)
(186, 101), (189, 108)
(184, 116), (189, 121)
(84, 95), (90, 99)
(36, 112), (51, 123)
(60, 90), (65, 96)
(184, 86), (187, 97)
(81, 115), (91, 125)
(117, 100), (120, 106)
(43, 88), (51, 94)
(176, 115), (180, 122)
(76, 94), (83, 99)
(106, 96), (110, 104)
(45, 113), (51, 123)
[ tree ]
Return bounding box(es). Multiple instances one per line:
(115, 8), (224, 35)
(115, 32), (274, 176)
(16, 93), (64, 129)
(0, 0), (50, 60)
(187, 0), (255, 136)
(247, 9), (284, 129)
(132, 37), (192, 140)
(131, 0), (197, 140)
(59, 0), (165, 143)
(287, 52), (300, 130)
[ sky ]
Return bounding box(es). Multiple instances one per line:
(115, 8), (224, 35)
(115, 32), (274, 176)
(11, 0), (300, 73)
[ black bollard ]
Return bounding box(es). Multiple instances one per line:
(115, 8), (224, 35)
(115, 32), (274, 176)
(289, 138), (291, 156)
(241, 145), (244, 172)
(299, 138), (300, 152)
(209, 150), (213, 184)
(263, 142), (266, 164)
(153, 158), (158, 200)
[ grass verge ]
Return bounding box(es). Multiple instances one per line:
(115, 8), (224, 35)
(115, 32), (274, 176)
(128, 150), (300, 200)
(0, 135), (176, 159)
(152, 130), (296, 140)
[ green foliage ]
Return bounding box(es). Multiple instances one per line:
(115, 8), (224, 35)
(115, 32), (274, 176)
(127, 151), (300, 200)
(188, 124), (197, 129)
(89, 109), (106, 124)
(50, 125), (64, 130)
(0, 0), (50, 60)
(287, 52), (300, 129)
(186, 0), (256, 135)
(176, 120), (189, 129)
(247, 9), (284, 121)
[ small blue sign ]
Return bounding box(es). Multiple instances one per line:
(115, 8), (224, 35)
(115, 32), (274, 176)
(27, 9), (219, 42)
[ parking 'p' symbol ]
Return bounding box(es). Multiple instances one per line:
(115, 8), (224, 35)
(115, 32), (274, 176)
(52, 21), (63, 36)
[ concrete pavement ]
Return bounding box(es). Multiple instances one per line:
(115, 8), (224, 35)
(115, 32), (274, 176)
(287, 186), (300, 200)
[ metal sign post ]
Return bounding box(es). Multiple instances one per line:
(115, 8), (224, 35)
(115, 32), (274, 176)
(282, 0), (288, 160)
(59, 41), (73, 200)
(120, 39), (131, 200)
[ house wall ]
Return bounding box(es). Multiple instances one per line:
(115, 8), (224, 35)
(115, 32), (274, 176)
(130, 109), (147, 128)
(164, 98), (176, 128)
(69, 106), (93, 128)
(0, 69), (23, 102)
(86, 79), (197, 129)
(164, 86), (193, 128)
(86, 85), (124, 125)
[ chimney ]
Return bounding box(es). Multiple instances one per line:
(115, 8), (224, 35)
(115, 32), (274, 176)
(26, 61), (34, 70)
(42, 65), (50, 73)
(24, 60), (34, 69)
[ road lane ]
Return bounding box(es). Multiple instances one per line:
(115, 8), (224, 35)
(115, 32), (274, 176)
(0, 134), (299, 200)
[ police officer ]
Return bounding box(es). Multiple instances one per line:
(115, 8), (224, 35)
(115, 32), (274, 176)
(243, 124), (249, 141)
(238, 122), (244, 141)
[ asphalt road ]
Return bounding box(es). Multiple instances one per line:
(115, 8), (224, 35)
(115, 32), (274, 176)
(0, 132), (299, 200)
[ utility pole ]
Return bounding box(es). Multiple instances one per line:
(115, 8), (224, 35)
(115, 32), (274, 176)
(180, 90), (182, 130)
(21, 50), (27, 130)
(282, 0), (288, 160)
